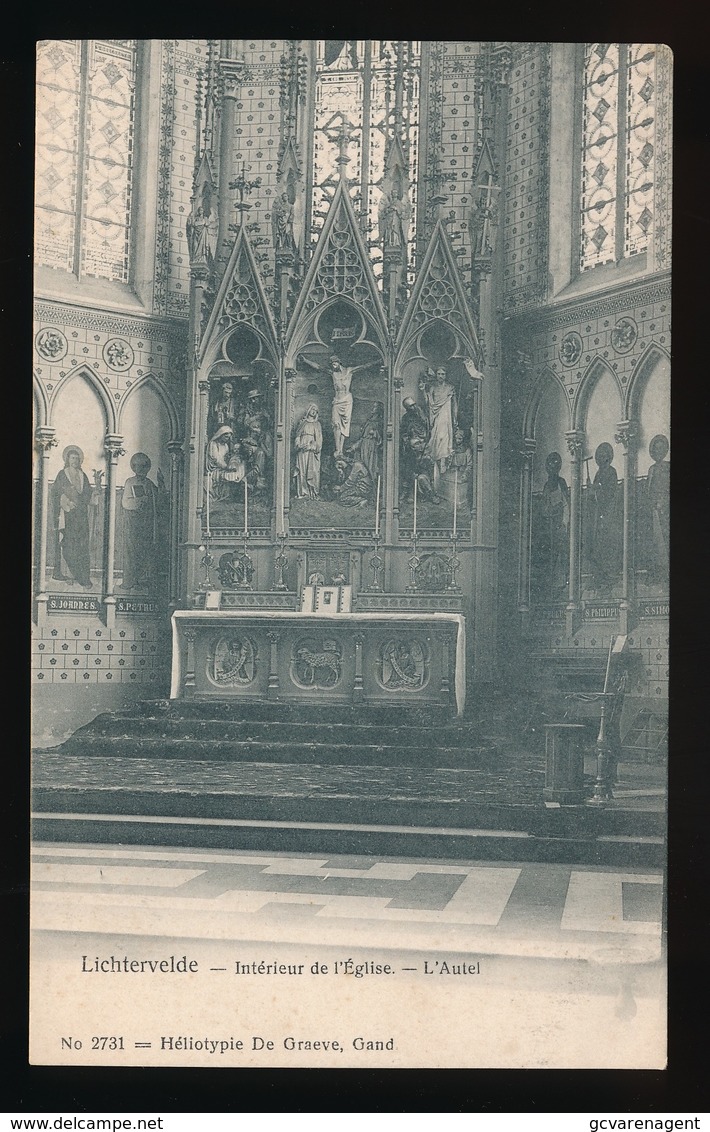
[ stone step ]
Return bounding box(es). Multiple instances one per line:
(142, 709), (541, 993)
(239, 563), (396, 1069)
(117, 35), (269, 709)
(72, 713), (497, 750)
(31, 811), (665, 868)
(57, 734), (498, 767)
(32, 781), (666, 837)
(112, 698), (460, 727)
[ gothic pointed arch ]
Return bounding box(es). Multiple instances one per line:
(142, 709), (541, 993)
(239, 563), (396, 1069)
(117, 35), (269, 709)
(523, 367), (571, 440)
(285, 175), (388, 354)
(117, 371), (181, 442)
(47, 362), (117, 434)
(33, 371), (49, 429)
(624, 341), (671, 420)
(395, 221), (480, 363)
(199, 224), (279, 373)
(572, 355), (624, 431)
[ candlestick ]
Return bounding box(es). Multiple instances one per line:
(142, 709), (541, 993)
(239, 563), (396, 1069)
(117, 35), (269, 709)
(375, 475), (381, 536)
(244, 476), (248, 535)
(453, 468), (458, 538)
(413, 477), (417, 537)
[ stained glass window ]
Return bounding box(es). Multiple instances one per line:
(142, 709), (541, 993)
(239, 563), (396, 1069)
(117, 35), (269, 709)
(580, 43), (657, 272)
(35, 40), (137, 283)
(311, 41), (421, 284)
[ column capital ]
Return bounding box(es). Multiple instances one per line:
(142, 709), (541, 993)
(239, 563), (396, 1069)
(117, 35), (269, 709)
(167, 439), (185, 457)
(198, 379), (211, 395)
(614, 420), (637, 449)
(565, 429), (584, 460)
(104, 434), (125, 459)
(35, 426), (57, 451)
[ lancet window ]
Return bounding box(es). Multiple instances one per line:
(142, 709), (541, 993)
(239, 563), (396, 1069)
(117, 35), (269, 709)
(311, 40), (421, 283)
(35, 39), (138, 282)
(580, 43), (657, 271)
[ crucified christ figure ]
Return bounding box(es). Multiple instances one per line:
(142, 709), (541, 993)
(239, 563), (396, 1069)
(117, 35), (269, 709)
(297, 353), (373, 457)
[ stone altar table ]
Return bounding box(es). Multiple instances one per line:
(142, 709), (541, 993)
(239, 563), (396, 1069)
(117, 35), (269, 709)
(170, 610), (465, 716)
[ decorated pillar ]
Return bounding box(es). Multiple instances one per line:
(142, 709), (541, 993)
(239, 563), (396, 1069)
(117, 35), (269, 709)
(282, 367), (296, 527)
(565, 428), (585, 635)
(615, 419), (637, 634)
(34, 426), (57, 623)
(167, 440), (184, 607)
(518, 437), (537, 624)
(103, 433), (125, 628)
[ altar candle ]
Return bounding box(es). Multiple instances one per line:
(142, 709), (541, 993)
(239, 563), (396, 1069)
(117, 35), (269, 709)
(413, 477), (418, 537)
(453, 468), (458, 538)
(206, 471), (211, 533)
(244, 476), (248, 535)
(375, 475), (381, 536)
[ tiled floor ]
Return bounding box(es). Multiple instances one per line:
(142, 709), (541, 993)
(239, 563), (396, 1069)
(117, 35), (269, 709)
(30, 842), (666, 1068)
(32, 842), (663, 961)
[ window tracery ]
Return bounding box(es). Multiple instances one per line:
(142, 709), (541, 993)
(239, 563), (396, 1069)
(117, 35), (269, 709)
(35, 39), (137, 283)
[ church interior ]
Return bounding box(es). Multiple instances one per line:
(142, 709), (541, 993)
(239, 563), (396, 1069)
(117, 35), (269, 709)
(30, 40), (671, 1065)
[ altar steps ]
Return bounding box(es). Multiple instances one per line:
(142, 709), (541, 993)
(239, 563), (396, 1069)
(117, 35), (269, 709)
(32, 699), (665, 866)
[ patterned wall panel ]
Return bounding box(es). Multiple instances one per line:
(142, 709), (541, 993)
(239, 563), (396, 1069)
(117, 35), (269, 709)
(502, 43), (550, 313)
(32, 622), (169, 685)
(231, 40), (285, 300)
(33, 303), (186, 412)
(440, 42), (482, 273)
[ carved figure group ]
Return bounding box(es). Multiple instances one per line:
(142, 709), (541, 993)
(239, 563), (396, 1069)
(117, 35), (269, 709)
(207, 384), (273, 503)
(400, 362), (478, 507)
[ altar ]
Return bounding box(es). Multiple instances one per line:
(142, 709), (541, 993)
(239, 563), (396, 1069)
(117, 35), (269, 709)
(170, 610), (466, 716)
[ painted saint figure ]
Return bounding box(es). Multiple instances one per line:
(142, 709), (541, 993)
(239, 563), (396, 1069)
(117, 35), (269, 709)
(533, 451), (570, 599)
(587, 442), (622, 591)
(52, 445), (97, 589)
(643, 433), (670, 585)
(121, 452), (164, 591)
(293, 404), (323, 499)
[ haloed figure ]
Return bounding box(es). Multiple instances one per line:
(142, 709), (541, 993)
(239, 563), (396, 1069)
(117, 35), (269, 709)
(644, 433), (670, 585)
(52, 445), (96, 589)
(588, 442), (622, 591)
(121, 452), (163, 591)
(535, 451), (569, 598)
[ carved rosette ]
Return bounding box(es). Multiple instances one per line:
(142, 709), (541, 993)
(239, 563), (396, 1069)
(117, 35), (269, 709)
(35, 327), (68, 362)
(103, 339), (134, 372)
(559, 332), (583, 367)
(377, 637), (429, 692)
(611, 317), (638, 354)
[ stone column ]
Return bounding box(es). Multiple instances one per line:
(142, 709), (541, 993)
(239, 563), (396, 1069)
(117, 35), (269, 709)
(282, 367), (296, 528)
(34, 427), (57, 624)
(565, 428), (585, 635)
(615, 420), (637, 635)
(518, 437), (536, 622)
(167, 441), (184, 606)
(103, 434), (126, 628)
(267, 630), (280, 698)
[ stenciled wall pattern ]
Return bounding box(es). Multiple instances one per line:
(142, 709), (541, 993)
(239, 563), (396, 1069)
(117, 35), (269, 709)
(502, 42), (550, 313)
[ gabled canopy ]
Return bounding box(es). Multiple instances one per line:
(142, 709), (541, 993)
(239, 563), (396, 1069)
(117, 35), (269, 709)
(285, 175), (388, 348)
(199, 224), (279, 366)
(396, 220), (480, 358)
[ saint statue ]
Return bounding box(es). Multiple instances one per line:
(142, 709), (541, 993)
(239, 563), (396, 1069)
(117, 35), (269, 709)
(420, 365), (458, 476)
(293, 404), (323, 499)
(214, 382), (238, 432)
(271, 189), (295, 253)
(186, 204), (217, 267)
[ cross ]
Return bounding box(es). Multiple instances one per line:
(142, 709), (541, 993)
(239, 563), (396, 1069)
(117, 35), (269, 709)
(334, 121), (352, 169)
